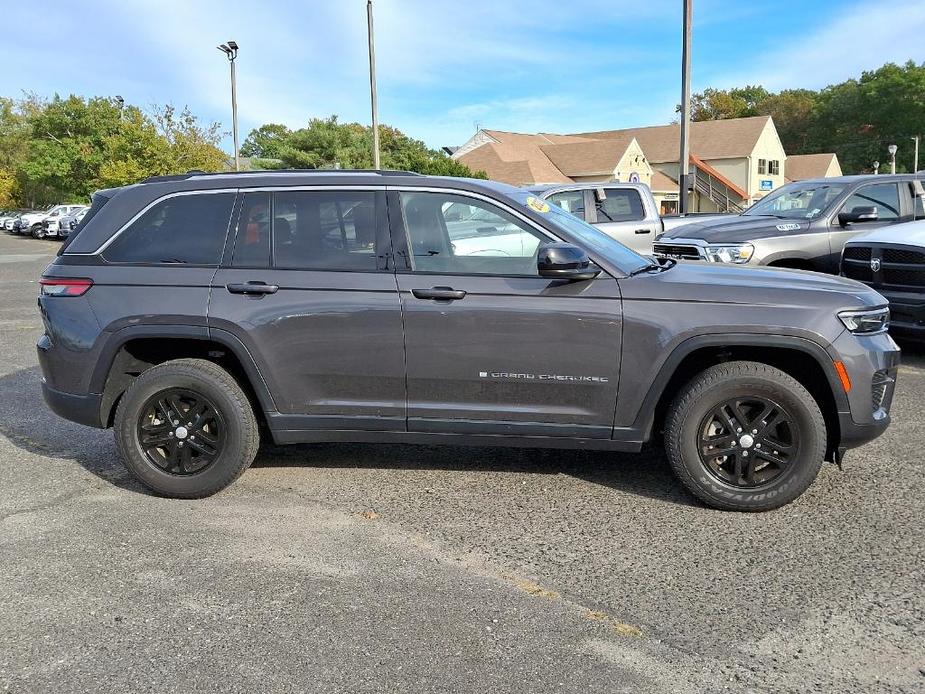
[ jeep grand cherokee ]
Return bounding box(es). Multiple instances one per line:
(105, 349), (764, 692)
(38, 170), (900, 511)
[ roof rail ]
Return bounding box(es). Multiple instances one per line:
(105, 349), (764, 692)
(140, 168), (422, 184)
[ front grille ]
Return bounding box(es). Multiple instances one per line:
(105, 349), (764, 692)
(883, 268), (925, 288)
(883, 248), (925, 264)
(843, 246), (872, 262)
(653, 243), (702, 260)
(843, 244), (925, 289)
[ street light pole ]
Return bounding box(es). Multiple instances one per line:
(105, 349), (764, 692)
(367, 0), (381, 170)
(888, 143), (897, 175)
(217, 41), (240, 171)
(912, 136), (920, 173)
(678, 0), (693, 214)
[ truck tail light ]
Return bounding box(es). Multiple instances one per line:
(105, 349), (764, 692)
(39, 277), (93, 297)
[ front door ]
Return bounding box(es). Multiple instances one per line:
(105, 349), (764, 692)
(208, 188), (406, 431)
(389, 189), (623, 439)
(590, 186), (659, 254)
(828, 182), (903, 272)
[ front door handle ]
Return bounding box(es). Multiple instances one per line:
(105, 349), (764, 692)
(635, 228), (652, 234)
(226, 281), (279, 295)
(411, 286), (467, 301)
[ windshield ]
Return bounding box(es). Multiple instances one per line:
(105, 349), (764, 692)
(510, 191), (652, 274)
(745, 182), (846, 220)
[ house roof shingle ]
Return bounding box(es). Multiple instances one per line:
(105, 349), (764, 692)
(571, 115), (772, 162)
(539, 135), (636, 176)
(785, 153), (841, 181)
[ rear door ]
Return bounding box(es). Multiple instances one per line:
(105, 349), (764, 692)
(588, 186), (658, 253)
(388, 187), (623, 439)
(208, 187), (406, 431)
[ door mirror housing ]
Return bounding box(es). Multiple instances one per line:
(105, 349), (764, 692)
(537, 243), (601, 281)
(838, 206), (879, 226)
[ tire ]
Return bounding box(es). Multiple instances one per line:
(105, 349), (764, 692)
(30, 224), (45, 239)
(664, 361), (826, 512)
(114, 358), (259, 498)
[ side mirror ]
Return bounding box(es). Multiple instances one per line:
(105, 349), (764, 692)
(838, 206), (879, 226)
(537, 243), (601, 281)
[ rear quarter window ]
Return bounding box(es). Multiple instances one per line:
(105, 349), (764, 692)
(102, 193), (235, 265)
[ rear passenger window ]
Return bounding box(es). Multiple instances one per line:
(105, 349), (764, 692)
(273, 191), (378, 271)
(103, 193), (234, 265)
(595, 189), (644, 222)
(231, 192), (271, 267)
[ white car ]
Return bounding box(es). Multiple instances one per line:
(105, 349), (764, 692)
(841, 218), (925, 341)
(21, 204), (86, 239)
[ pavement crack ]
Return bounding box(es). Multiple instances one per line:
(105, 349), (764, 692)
(0, 487), (92, 523)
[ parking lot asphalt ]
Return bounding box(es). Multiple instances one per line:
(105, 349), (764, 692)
(0, 231), (923, 693)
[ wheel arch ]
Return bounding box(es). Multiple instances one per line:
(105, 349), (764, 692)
(636, 334), (848, 459)
(92, 325), (276, 429)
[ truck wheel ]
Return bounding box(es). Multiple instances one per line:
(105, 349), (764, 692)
(664, 361), (826, 511)
(114, 358), (259, 498)
(31, 224), (45, 239)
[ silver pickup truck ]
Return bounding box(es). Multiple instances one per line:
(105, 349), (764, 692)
(527, 182), (727, 254)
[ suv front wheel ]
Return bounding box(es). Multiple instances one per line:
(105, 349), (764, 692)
(114, 358), (259, 498)
(665, 361), (826, 511)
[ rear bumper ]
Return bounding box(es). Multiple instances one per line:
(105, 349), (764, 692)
(41, 381), (104, 428)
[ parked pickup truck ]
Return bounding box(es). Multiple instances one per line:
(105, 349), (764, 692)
(842, 219), (925, 340)
(654, 175), (925, 273)
(527, 182), (728, 254)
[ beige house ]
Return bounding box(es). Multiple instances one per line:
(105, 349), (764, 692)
(454, 116), (818, 214)
(453, 129), (652, 187)
(785, 153), (843, 181)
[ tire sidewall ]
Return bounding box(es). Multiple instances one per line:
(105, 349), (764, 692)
(117, 368), (251, 497)
(673, 376), (825, 510)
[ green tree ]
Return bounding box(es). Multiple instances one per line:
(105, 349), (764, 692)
(689, 85), (770, 121)
(263, 115), (484, 178)
(240, 122), (291, 159)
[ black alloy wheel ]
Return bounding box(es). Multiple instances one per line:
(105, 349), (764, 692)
(698, 396), (798, 488)
(136, 387), (225, 476)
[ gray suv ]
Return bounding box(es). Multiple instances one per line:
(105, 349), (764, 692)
(38, 170), (900, 511)
(655, 175), (925, 272)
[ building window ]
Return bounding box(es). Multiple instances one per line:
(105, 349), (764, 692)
(769, 160), (780, 176)
(757, 159), (767, 174)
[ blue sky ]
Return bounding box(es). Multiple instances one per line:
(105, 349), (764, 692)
(2, 0), (924, 152)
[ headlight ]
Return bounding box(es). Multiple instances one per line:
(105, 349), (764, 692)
(838, 307), (889, 334)
(703, 243), (754, 264)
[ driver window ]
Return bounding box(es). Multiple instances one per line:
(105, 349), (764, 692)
(399, 192), (549, 276)
(840, 183), (900, 221)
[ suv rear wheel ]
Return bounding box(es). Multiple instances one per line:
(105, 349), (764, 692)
(665, 361), (826, 511)
(114, 358), (259, 498)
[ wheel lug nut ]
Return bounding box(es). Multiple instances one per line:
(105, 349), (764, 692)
(742, 451), (748, 457)
(756, 443), (761, 448)
(168, 432), (174, 437)
(752, 429), (758, 434)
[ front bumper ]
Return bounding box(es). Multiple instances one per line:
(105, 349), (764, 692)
(830, 329), (901, 451)
(877, 287), (925, 341)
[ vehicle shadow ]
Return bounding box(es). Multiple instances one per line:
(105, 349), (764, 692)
(0, 366), (698, 508)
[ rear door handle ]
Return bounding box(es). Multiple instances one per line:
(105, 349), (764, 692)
(635, 228), (652, 234)
(411, 286), (467, 301)
(226, 281), (279, 295)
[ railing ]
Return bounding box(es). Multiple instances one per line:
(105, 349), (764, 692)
(692, 166), (745, 213)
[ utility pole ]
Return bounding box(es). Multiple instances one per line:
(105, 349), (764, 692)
(888, 144), (897, 175)
(217, 41), (240, 171)
(678, 0), (693, 214)
(912, 136), (920, 173)
(367, 0), (381, 170)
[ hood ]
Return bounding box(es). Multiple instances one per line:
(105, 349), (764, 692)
(622, 260), (885, 313)
(845, 218), (925, 247)
(659, 214), (811, 243)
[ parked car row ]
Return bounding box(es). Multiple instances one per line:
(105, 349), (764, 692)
(2, 203), (89, 239)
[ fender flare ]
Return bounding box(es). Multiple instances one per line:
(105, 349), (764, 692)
(626, 332), (849, 441)
(90, 323), (277, 418)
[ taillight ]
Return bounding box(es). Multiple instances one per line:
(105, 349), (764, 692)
(39, 277), (93, 296)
